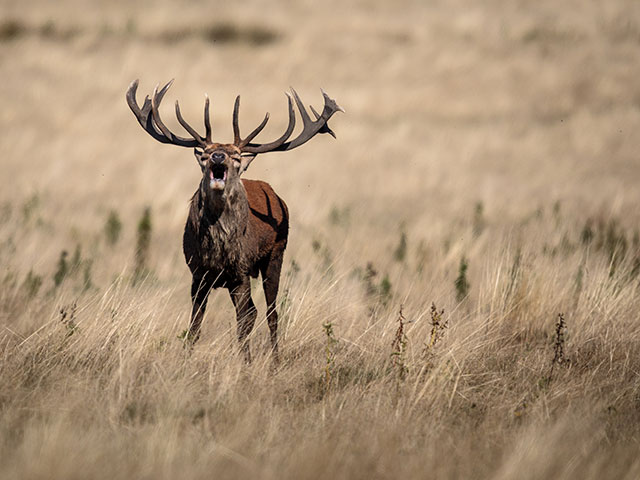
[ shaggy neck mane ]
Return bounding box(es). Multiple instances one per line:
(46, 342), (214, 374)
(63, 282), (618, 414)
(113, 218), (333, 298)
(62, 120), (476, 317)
(186, 180), (250, 279)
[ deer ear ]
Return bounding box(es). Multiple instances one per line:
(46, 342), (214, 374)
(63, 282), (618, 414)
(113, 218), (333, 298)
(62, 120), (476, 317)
(194, 148), (207, 169)
(239, 154), (257, 175)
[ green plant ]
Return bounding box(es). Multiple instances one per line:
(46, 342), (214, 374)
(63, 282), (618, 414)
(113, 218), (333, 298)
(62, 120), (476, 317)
(21, 270), (42, 299)
(573, 261), (584, 304)
(82, 260), (94, 292)
(328, 205), (350, 226)
(21, 193), (40, 223)
(105, 210), (122, 246)
(472, 201), (485, 237)
(379, 274), (392, 306)
(506, 248), (522, 300)
(125, 18), (137, 35)
(552, 200), (561, 222)
(70, 244), (82, 275)
(133, 207), (152, 283)
(604, 219), (628, 277)
(362, 262), (379, 297)
(203, 22), (278, 46)
(0, 202), (11, 224)
(0, 19), (25, 41)
(39, 20), (55, 38)
(177, 329), (191, 345)
(53, 250), (69, 287)
(393, 230), (407, 263)
(415, 240), (428, 273)
(580, 219), (594, 245)
(454, 256), (470, 302)
(311, 238), (333, 271)
(359, 263), (392, 306)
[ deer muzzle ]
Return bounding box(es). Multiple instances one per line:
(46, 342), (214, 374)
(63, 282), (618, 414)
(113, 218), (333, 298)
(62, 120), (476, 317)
(209, 164), (227, 190)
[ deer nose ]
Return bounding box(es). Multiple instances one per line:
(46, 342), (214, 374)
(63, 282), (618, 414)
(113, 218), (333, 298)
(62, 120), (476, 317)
(211, 152), (225, 164)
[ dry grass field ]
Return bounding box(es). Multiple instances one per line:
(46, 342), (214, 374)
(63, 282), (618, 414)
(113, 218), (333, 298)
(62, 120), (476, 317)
(2, 0), (640, 478)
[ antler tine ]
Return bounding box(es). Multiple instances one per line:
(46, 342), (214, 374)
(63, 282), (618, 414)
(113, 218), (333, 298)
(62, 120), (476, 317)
(204, 94), (212, 143)
(151, 82), (177, 139)
(310, 104), (336, 138)
(241, 93), (296, 154)
(233, 96), (241, 146)
(239, 88), (341, 154)
(290, 87), (311, 125)
(127, 79), (177, 144)
(233, 96), (276, 149)
(239, 113), (270, 148)
(140, 80), (201, 148)
(268, 87), (343, 152)
(174, 99), (206, 147)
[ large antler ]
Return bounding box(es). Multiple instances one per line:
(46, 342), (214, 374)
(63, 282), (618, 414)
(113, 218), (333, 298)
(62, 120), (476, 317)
(127, 80), (344, 157)
(126, 79), (209, 148)
(233, 87), (344, 154)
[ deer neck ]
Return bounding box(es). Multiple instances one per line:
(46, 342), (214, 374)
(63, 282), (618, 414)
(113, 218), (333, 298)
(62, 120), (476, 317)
(198, 179), (249, 237)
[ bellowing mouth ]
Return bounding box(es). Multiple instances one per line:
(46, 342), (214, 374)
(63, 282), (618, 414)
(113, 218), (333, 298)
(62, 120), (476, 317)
(209, 164), (227, 190)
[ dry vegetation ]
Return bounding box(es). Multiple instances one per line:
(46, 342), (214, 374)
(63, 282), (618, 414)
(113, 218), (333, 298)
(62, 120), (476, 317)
(2, 0), (640, 478)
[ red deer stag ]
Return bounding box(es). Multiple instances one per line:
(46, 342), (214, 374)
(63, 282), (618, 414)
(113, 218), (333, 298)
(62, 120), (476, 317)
(126, 79), (343, 362)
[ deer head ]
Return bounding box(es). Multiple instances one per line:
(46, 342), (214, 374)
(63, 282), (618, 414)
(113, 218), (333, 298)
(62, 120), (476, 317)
(126, 79), (344, 200)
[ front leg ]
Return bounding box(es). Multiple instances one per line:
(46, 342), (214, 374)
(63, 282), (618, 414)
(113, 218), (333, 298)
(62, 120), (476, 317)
(229, 277), (257, 363)
(188, 273), (214, 344)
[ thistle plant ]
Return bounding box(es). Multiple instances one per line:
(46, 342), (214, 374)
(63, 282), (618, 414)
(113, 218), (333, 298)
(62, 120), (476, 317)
(322, 322), (338, 392)
(59, 302), (78, 338)
(423, 303), (447, 368)
(548, 313), (569, 382)
(391, 306), (409, 380)
(427, 303), (447, 350)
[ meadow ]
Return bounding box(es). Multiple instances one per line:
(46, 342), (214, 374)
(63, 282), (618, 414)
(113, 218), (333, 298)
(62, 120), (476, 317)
(2, 0), (640, 478)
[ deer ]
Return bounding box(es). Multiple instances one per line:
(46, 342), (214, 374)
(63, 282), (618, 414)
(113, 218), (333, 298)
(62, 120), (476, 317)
(126, 79), (343, 363)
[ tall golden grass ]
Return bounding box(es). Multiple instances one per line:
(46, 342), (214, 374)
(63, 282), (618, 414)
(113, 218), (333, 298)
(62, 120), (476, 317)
(2, 0), (640, 478)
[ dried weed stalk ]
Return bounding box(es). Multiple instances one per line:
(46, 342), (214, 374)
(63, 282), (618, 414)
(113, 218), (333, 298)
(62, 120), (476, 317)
(391, 305), (409, 380)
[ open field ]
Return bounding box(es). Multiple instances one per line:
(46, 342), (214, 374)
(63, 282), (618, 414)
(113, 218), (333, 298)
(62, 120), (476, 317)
(2, 0), (640, 478)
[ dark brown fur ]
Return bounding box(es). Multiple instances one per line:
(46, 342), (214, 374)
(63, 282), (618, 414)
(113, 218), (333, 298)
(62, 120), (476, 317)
(183, 144), (289, 362)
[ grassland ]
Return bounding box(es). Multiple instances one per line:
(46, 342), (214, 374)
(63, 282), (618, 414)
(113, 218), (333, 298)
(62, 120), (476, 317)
(2, 0), (640, 478)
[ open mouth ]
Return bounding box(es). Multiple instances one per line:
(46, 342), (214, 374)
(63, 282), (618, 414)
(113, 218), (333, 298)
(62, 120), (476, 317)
(209, 164), (227, 190)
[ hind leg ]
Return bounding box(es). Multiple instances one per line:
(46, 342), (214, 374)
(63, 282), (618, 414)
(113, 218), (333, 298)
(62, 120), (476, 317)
(229, 277), (257, 363)
(260, 249), (285, 363)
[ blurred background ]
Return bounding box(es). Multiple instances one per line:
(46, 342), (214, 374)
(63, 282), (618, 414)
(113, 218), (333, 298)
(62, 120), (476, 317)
(2, 0), (640, 319)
